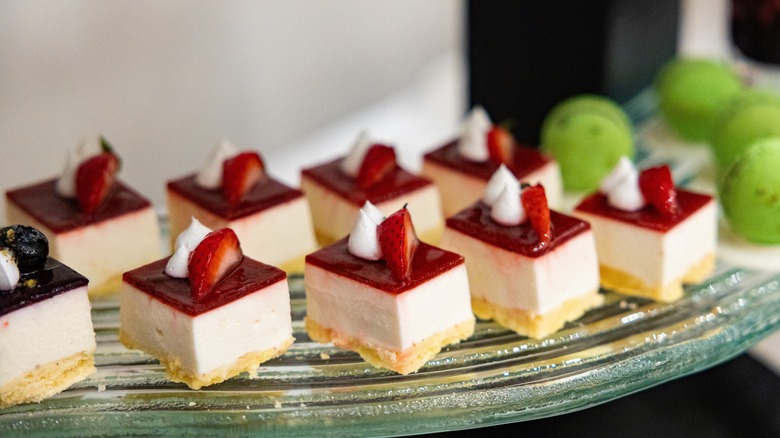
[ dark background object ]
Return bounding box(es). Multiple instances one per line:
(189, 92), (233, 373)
(468, 0), (680, 145)
(732, 0), (780, 65)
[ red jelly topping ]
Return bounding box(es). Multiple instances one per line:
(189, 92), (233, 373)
(305, 238), (464, 294)
(574, 190), (713, 232)
(0, 258), (89, 317)
(301, 158), (432, 206)
(123, 257), (286, 317)
(6, 179), (152, 234)
(424, 139), (552, 181)
(445, 202), (589, 258)
(167, 174), (303, 221)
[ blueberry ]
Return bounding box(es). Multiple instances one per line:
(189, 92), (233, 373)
(0, 225), (49, 274)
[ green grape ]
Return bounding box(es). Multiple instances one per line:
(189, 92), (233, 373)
(719, 138), (780, 244)
(541, 95), (634, 192)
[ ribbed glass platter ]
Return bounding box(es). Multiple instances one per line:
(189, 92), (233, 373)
(2, 94), (780, 436)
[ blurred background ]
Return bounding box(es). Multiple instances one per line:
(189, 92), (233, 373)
(0, 0), (464, 211)
(2, 0), (780, 430)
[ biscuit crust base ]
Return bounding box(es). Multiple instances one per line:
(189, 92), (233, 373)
(0, 350), (96, 408)
(600, 253), (715, 303)
(119, 332), (294, 390)
(305, 317), (475, 375)
(471, 291), (604, 339)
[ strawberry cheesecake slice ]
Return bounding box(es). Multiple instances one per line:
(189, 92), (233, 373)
(305, 204), (474, 375)
(440, 167), (602, 339)
(574, 158), (716, 302)
(5, 137), (161, 298)
(300, 131), (444, 245)
(0, 225), (96, 408)
(119, 221), (294, 389)
(423, 106), (563, 217)
(166, 140), (317, 273)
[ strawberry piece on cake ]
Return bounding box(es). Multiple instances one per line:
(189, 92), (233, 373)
(305, 203), (473, 375)
(5, 136), (161, 298)
(439, 169), (602, 339)
(119, 221), (294, 389)
(166, 140), (317, 274)
(574, 158), (716, 302)
(300, 131), (444, 246)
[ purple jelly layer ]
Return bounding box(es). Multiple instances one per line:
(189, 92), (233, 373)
(300, 158), (433, 206)
(445, 201), (590, 258)
(574, 190), (713, 233)
(5, 179), (152, 234)
(122, 257), (287, 316)
(167, 174), (303, 221)
(423, 139), (552, 181)
(0, 258), (89, 317)
(305, 238), (464, 294)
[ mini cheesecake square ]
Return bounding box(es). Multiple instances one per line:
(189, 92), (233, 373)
(300, 159), (444, 245)
(440, 202), (603, 339)
(574, 190), (717, 302)
(304, 239), (474, 375)
(167, 175), (317, 273)
(422, 141), (562, 217)
(6, 179), (161, 298)
(119, 257), (294, 390)
(0, 259), (96, 408)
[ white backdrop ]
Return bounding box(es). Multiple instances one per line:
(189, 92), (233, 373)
(0, 0), (463, 212)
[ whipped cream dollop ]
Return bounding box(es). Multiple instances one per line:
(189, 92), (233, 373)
(0, 249), (20, 291)
(600, 156), (646, 211)
(347, 201), (384, 260)
(195, 139), (240, 189)
(456, 106), (492, 162)
(165, 217), (212, 278)
(483, 165), (527, 227)
(340, 130), (374, 177)
(56, 135), (105, 198)
(483, 164), (517, 206)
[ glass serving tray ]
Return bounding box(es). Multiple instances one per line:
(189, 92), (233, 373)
(3, 95), (780, 436)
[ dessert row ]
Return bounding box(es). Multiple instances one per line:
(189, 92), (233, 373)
(0, 123), (716, 406)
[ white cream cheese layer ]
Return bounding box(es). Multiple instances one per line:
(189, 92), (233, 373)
(439, 228), (600, 315)
(575, 199), (717, 287)
(0, 286), (96, 387)
(305, 263), (472, 352)
(120, 278), (292, 376)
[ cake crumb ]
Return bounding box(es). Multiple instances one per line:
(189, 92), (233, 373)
(97, 384), (106, 392)
(188, 401), (196, 407)
(274, 400), (282, 409)
(319, 352), (331, 360)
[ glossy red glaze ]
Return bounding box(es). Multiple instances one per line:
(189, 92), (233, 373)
(574, 189), (713, 232)
(300, 158), (433, 206)
(423, 139), (552, 181)
(0, 258), (88, 317)
(122, 257), (286, 317)
(305, 238), (464, 294)
(5, 179), (152, 234)
(167, 174), (303, 221)
(445, 202), (589, 258)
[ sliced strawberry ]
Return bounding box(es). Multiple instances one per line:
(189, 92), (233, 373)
(521, 184), (552, 245)
(638, 165), (679, 217)
(76, 152), (120, 215)
(487, 125), (515, 166)
(376, 205), (419, 281)
(356, 144), (397, 189)
(223, 152), (265, 207)
(188, 228), (243, 301)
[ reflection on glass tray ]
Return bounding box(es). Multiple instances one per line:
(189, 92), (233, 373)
(3, 96), (780, 436)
